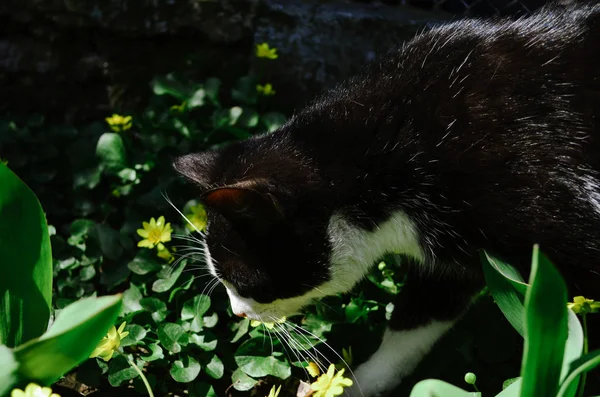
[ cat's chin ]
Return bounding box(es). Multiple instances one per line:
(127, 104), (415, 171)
(221, 279), (312, 321)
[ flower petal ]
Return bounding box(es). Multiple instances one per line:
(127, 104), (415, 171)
(136, 228), (149, 238)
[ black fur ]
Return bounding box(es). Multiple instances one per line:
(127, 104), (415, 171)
(174, 1), (600, 333)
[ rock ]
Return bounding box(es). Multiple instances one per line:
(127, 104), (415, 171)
(0, 0), (552, 120)
(251, 0), (452, 111)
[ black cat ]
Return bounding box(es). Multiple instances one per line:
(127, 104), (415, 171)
(174, 2), (600, 396)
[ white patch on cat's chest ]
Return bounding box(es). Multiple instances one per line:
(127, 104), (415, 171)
(325, 210), (426, 292)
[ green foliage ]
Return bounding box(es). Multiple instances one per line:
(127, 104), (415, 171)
(409, 245), (600, 397)
(3, 48), (599, 397)
(0, 163), (52, 347)
(0, 165), (122, 396)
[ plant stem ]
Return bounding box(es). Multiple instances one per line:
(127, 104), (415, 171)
(124, 353), (154, 397)
(577, 314), (588, 397)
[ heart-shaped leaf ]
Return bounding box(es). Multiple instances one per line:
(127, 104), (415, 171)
(96, 133), (127, 172)
(170, 355), (201, 383)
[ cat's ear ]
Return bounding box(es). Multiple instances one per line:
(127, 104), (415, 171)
(172, 152), (218, 189)
(202, 186), (284, 222)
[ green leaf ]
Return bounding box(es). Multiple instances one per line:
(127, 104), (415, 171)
(480, 250), (528, 338)
(557, 350), (600, 397)
(237, 108), (259, 128)
(182, 295), (211, 332)
(128, 253), (161, 275)
(189, 331), (218, 351)
(122, 283), (143, 314)
(204, 354), (224, 379)
(141, 342), (164, 362)
(120, 324), (146, 347)
(13, 295), (122, 385)
(151, 74), (193, 100)
(170, 355), (201, 383)
(0, 345), (19, 396)
(409, 379), (480, 397)
(188, 88), (206, 108)
(0, 163), (52, 347)
(235, 355), (291, 379)
(96, 132), (127, 171)
(230, 318), (250, 343)
(261, 112), (287, 133)
(497, 378), (522, 397)
(231, 367), (258, 391)
(190, 381), (218, 397)
(152, 261), (185, 293)
(140, 297), (168, 323)
(560, 309), (584, 388)
(108, 355), (139, 386)
(158, 323), (185, 353)
(204, 78), (221, 105)
(520, 245), (568, 397)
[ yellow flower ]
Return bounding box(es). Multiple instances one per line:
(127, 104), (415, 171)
(266, 385), (282, 397)
(89, 321), (129, 361)
(256, 42), (278, 59)
(311, 364), (353, 397)
(105, 114), (133, 132)
(307, 361), (321, 377)
(256, 83), (276, 96)
(186, 203), (207, 233)
(137, 216), (173, 249)
(567, 296), (600, 315)
(11, 383), (60, 397)
(250, 317), (287, 330)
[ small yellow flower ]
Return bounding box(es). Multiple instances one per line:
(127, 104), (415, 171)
(11, 383), (60, 397)
(266, 385), (282, 397)
(105, 114), (133, 132)
(186, 203), (207, 233)
(567, 296), (600, 315)
(89, 321), (129, 361)
(256, 42), (278, 59)
(256, 83), (276, 96)
(250, 317), (287, 330)
(137, 216), (173, 249)
(307, 361), (321, 377)
(311, 364), (353, 397)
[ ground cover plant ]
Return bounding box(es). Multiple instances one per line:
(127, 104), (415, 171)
(1, 42), (599, 397)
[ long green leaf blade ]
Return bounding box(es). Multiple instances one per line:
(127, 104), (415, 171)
(480, 250), (528, 337)
(557, 350), (600, 397)
(12, 295), (122, 385)
(0, 163), (52, 347)
(520, 245), (568, 397)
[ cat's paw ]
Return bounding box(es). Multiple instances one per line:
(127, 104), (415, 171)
(343, 361), (403, 397)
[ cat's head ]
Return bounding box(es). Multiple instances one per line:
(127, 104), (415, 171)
(173, 133), (369, 322)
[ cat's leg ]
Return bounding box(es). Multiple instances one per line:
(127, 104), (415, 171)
(345, 268), (483, 397)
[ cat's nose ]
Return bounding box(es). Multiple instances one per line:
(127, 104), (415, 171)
(235, 312), (247, 318)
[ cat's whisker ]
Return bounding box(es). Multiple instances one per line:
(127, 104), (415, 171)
(286, 321), (363, 395)
(199, 277), (219, 297)
(162, 192), (205, 237)
(171, 233), (204, 244)
(281, 321), (330, 375)
(272, 321), (312, 381)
